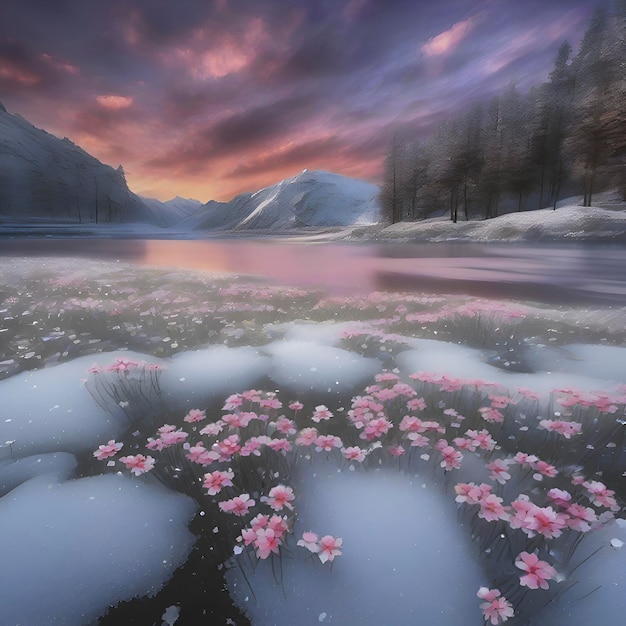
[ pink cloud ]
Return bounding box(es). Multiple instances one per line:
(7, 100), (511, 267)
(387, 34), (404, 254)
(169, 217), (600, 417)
(160, 17), (271, 80)
(95, 94), (134, 110)
(421, 17), (477, 58)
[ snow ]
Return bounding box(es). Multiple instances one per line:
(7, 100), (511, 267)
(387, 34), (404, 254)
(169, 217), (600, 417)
(396, 338), (626, 394)
(262, 340), (380, 395)
(0, 352), (144, 458)
(159, 346), (270, 411)
(540, 518), (626, 625)
(0, 472), (196, 626)
(228, 458), (484, 625)
(359, 202), (626, 244)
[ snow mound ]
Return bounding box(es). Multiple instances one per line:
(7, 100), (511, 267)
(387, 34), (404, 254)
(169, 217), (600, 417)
(182, 170), (381, 231)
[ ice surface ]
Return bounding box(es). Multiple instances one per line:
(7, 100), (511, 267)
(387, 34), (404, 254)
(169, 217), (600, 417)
(228, 458), (484, 625)
(0, 472), (196, 625)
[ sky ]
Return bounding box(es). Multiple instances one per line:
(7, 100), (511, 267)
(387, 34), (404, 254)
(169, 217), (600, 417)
(0, 0), (606, 202)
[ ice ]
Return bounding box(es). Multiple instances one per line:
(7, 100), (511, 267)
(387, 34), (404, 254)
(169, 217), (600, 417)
(228, 458), (484, 625)
(263, 340), (380, 395)
(0, 472), (196, 625)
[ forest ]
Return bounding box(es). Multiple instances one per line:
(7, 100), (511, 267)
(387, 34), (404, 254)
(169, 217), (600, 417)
(380, 3), (626, 223)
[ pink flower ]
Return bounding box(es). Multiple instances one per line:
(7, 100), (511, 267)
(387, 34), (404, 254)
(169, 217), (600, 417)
(297, 531), (320, 553)
(253, 527), (282, 559)
(407, 432), (429, 447)
(439, 445), (463, 471)
(266, 437), (292, 452)
(222, 394), (243, 411)
(477, 588), (514, 624)
(222, 412), (252, 429)
(158, 426), (188, 447)
(315, 435), (343, 452)
(547, 488), (572, 508)
(183, 408), (206, 423)
(211, 434), (241, 461)
(388, 445), (406, 457)
(534, 460), (558, 479)
(538, 419), (582, 438)
(289, 401), (304, 411)
(295, 427), (319, 446)
(274, 416), (297, 435)
(479, 407), (504, 423)
(478, 494), (510, 522)
(407, 397), (426, 411)
(93, 439), (123, 460)
(360, 416), (393, 441)
(318, 535), (343, 563)
(219, 493), (255, 516)
(199, 421), (224, 436)
(487, 459), (511, 484)
(185, 441), (215, 465)
(566, 503), (597, 532)
(259, 397), (283, 410)
(524, 506), (568, 539)
(455, 482), (492, 505)
(203, 469), (235, 495)
(312, 405), (333, 422)
(341, 446), (367, 462)
(119, 454), (155, 475)
(261, 485), (295, 511)
(512, 452), (538, 467)
(515, 551), (557, 589)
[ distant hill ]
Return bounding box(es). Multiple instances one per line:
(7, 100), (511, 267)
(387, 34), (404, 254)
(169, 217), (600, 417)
(0, 103), (174, 225)
(181, 169), (381, 231)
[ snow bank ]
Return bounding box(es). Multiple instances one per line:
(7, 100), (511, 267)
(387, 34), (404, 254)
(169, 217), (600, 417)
(0, 472), (196, 625)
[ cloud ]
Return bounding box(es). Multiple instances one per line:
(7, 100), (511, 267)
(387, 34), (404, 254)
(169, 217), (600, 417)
(95, 94), (134, 110)
(421, 16), (478, 58)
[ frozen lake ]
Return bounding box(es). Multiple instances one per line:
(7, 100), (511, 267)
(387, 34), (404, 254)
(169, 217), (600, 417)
(0, 239), (624, 625)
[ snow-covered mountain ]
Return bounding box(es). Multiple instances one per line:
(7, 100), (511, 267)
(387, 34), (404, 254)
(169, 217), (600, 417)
(0, 102), (168, 225)
(140, 196), (203, 225)
(181, 170), (381, 231)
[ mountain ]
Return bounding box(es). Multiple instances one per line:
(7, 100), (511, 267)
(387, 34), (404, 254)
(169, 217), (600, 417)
(181, 169), (381, 231)
(140, 196), (203, 226)
(0, 103), (164, 225)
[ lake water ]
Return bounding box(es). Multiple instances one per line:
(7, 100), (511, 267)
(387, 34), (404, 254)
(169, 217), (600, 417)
(0, 239), (625, 626)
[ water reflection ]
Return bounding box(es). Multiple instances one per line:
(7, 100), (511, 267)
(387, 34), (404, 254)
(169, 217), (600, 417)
(1, 239), (625, 304)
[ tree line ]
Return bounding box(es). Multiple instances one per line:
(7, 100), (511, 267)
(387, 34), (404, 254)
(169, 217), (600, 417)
(381, 2), (626, 223)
